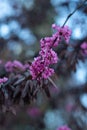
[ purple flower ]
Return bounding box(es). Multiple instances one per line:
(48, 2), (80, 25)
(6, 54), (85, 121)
(52, 24), (72, 44)
(39, 48), (58, 65)
(0, 77), (8, 84)
(30, 56), (44, 80)
(30, 56), (55, 80)
(5, 61), (13, 72)
(80, 42), (87, 55)
(30, 46), (58, 80)
(5, 60), (26, 72)
(40, 37), (54, 49)
(30, 24), (71, 80)
(13, 60), (25, 71)
(42, 67), (54, 79)
(57, 125), (71, 130)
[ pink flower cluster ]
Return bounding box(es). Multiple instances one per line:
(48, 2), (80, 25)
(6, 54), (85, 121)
(30, 55), (56, 80)
(80, 42), (87, 55)
(30, 24), (71, 80)
(52, 24), (72, 44)
(0, 77), (8, 84)
(30, 38), (58, 80)
(57, 125), (71, 130)
(5, 60), (29, 72)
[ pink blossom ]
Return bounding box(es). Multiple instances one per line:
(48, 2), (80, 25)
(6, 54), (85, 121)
(5, 60), (26, 72)
(0, 77), (8, 84)
(30, 56), (55, 80)
(39, 48), (58, 65)
(40, 37), (54, 49)
(13, 60), (25, 70)
(80, 42), (87, 55)
(57, 125), (71, 130)
(30, 47), (57, 79)
(30, 24), (71, 80)
(30, 56), (44, 80)
(40, 24), (71, 48)
(5, 61), (13, 72)
(52, 24), (72, 44)
(81, 42), (87, 49)
(42, 67), (54, 79)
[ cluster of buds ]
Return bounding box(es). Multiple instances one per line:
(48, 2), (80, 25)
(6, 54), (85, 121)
(5, 60), (29, 72)
(30, 24), (72, 80)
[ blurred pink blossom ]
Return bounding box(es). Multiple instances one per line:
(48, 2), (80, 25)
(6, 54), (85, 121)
(80, 42), (87, 55)
(57, 125), (71, 130)
(0, 77), (8, 84)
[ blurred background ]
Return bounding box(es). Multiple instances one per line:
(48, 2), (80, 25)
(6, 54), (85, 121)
(0, 0), (87, 130)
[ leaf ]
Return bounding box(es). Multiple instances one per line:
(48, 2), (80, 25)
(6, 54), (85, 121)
(2, 105), (7, 113)
(13, 77), (25, 86)
(21, 80), (30, 98)
(43, 85), (51, 98)
(13, 85), (20, 98)
(9, 106), (16, 115)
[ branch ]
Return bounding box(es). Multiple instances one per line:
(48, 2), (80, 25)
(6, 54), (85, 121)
(62, 0), (87, 27)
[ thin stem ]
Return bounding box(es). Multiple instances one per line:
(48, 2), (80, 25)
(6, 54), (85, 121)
(48, 77), (57, 89)
(62, 0), (87, 27)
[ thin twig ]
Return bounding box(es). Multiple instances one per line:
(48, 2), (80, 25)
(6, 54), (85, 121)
(62, 0), (87, 27)
(48, 77), (57, 89)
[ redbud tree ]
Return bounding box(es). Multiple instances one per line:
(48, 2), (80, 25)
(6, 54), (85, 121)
(0, 0), (87, 121)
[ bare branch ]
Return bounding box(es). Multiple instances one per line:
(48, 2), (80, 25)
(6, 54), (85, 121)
(62, 0), (87, 27)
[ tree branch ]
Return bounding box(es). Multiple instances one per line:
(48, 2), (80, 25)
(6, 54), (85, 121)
(62, 0), (87, 27)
